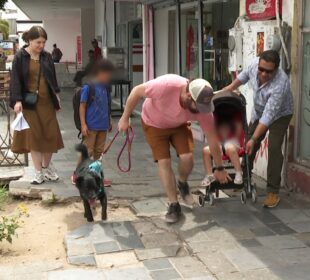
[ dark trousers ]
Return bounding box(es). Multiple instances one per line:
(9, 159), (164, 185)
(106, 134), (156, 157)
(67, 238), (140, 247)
(248, 115), (292, 193)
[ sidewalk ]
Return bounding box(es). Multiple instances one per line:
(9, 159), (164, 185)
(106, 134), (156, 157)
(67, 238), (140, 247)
(4, 88), (310, 280)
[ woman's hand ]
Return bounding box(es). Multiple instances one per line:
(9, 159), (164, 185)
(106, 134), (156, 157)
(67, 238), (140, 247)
(14, 102), (23, 113)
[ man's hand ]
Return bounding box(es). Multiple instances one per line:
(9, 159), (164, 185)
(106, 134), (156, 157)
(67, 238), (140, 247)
(214, 169), (232, 184)
(246, 139), (255, 155)
(81, 124), (88, 136)
(118, 117), (130, 132)
(14, 101), (23, 113)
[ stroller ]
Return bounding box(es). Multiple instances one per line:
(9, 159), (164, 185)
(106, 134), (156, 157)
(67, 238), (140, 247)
(198, 90), (257, 206)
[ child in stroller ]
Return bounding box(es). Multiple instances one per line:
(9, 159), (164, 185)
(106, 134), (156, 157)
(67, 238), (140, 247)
(201, 111), (244, 187)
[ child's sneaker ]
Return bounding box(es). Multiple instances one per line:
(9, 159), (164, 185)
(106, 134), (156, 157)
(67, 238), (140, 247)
(234, 172), (243, 185)
(201, 174), (215, 187)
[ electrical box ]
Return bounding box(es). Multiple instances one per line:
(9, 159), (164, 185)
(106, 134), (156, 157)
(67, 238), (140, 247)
(246, 0), (282, 20)
(228, 28), (243, 72)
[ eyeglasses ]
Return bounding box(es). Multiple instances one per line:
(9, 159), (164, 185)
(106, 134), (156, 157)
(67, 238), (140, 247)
(258, 66), (275, 74)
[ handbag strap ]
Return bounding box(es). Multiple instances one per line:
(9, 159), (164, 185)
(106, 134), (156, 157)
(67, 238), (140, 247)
(35, 58), (41, 94)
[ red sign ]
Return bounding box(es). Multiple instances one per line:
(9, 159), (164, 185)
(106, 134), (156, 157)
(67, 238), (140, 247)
(246, 0), (282, 20)
(76, 35), (82, 65)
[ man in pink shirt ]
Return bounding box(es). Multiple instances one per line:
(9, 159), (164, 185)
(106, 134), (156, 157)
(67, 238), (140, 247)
(119, 74), (229, 223)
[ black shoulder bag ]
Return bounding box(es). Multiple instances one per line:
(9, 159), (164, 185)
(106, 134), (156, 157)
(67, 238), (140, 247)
(24, 59), (41, 105)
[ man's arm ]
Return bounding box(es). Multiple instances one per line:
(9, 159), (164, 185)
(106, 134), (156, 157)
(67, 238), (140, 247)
(118, 84), (146, 131)
(223, 78), (243, 92)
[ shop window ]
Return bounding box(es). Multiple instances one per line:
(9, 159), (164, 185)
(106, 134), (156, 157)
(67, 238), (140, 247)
(304, 1), (310, 27)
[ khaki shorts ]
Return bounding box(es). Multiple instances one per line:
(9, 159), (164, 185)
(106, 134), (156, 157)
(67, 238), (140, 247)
(141, 119), (194, 161)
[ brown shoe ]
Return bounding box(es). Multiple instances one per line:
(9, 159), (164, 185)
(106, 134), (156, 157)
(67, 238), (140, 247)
(263, 193), (280, 208)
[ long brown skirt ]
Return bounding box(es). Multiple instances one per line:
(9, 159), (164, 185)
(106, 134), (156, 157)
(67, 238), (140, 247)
(12, 59), (64, 154)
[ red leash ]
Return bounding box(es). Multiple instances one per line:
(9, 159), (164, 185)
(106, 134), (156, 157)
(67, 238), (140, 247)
(103, 127), (134, 172)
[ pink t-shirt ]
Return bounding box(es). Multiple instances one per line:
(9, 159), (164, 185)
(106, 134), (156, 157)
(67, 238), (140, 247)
(141, 74), (214, 133)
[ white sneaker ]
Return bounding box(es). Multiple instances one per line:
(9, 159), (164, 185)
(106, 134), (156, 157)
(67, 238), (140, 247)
(43, 162), (59, 181)
(234, 172), (243, 185)
(31, 170), (44, 185)
(201, 174), (215, 187)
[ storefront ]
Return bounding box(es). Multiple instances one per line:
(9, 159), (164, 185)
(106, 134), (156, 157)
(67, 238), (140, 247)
(287, 0), (310, 194)
(145, 0), (239, 89)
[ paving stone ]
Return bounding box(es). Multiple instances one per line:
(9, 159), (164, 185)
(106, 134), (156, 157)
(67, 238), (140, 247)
(213, 212), (265, 228)
(133, 221), (165, 235)
(250, 226), (275, 237)
(287, 221), (310, 233)
(278, 247), (310, 264)
(249, 247), (287, 267)
(67, 254), (96, 266)
(189, 238), (239, 254)
(96, 251), (139, 269)
(270, 264), (310, 280)
(222, 247), (267, 271)
(111, 221), (137, 236)
(103, 266), (152, 280)
(243, 268), (281, 280)
(257, 235), (307, 249)
(150, 268), (181, 280)
(197, 251), (237, 274)
(216, 271), (246, 280)
(48, 269), (105, 280)
(266, 222), (296, 235)
(143, 258), (172, 271)
(271, 209), (310, 224)
(183, 277), (216, 280)
(66, 224), (94, 239)
(131, 198), (167, 216)
(179, 228), (211, 243)
(116, 234), (144, 250)
(140, 232), (179, 249)
(169, 256), (211, 278)
(135, 245), (183, 261)
(239, 238), (262, 248)
(93, 241), (121, 254)
(65, 238), (94, 257)
(252, 211), (281, 225)
(295, 232), (310, 246)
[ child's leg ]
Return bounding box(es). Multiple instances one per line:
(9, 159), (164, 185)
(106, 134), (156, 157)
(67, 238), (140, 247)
(94, 131), (107, 160)
(202, 146), (213, 175)
(84, 130), (97, 159)
(224, 143), (242, 172)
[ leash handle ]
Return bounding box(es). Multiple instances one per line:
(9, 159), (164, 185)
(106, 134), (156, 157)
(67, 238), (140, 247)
(103, 127), (134, 172)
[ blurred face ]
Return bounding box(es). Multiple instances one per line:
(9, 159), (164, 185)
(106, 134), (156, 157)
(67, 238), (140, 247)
(258, 59), (277, 85)
(180, 91), (199, 114)
(92, 41), (98, 48)
(29, 36), (46, 53)
(95, 71), (112, 84)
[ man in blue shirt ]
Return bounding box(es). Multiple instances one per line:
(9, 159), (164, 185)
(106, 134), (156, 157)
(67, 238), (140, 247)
(80, 59), (114, 160)
(224, 50), (293, 208)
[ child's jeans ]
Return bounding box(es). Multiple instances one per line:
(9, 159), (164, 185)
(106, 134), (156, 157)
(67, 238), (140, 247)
(84, 130), (107, 160)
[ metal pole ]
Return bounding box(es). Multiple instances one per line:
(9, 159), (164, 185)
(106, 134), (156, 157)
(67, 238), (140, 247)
(198, 0), (204, 78)
(176, 0), (182, 75)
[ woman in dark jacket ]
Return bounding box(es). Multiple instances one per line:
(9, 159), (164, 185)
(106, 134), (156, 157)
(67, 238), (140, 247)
(10, 26), (64, 184)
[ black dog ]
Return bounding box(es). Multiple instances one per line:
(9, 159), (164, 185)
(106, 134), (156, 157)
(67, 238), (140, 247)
(75, 143), (107, 222)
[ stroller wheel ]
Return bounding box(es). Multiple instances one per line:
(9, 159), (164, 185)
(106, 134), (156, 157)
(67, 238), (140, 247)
(251, 186), (257, 203)
(241, 190), (247, 204)
(198, 194), (205, 207)
(208, 192), (215, 206)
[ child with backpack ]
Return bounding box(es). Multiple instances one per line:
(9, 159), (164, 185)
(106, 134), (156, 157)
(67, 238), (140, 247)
(79, 59), (114, 159)
(72, 59), (114, 184)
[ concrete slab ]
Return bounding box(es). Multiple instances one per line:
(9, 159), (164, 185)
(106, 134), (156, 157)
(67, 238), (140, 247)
(96, 251), (139, 269)
(257, 235), (307, 249)
(67, 255), (97, 266)
(103, 266), (152, 280)
(143, 258), (172, 271)
(131, 198), (167, 217)
(135, 245), (183, 261)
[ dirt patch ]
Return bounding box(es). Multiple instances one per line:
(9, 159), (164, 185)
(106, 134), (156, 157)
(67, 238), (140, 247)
(0, 199), (136, 266)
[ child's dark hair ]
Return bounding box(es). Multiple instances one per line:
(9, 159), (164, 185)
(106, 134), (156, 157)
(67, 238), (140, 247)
(91, 58), (115, 75)
(22, 26), (47, 43)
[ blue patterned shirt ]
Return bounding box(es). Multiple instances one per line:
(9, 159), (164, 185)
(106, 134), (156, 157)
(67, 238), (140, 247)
(237, 58), (294, 126)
